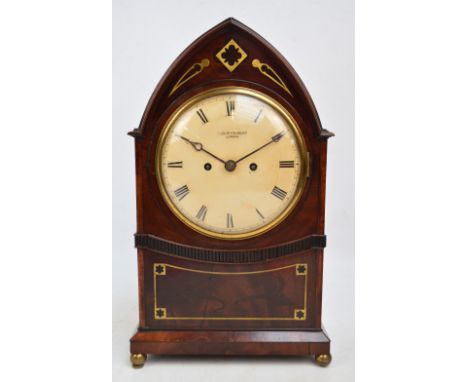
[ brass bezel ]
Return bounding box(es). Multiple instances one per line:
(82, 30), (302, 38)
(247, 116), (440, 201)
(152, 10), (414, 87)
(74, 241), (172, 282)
(155, 86), (308, 240)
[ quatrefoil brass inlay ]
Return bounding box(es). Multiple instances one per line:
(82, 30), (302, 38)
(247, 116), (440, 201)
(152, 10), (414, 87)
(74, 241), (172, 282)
(216, 39), (247, 72)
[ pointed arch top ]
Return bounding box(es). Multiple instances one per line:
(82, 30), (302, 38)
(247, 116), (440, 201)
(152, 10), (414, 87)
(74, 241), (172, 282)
(129, 18), (333, 140)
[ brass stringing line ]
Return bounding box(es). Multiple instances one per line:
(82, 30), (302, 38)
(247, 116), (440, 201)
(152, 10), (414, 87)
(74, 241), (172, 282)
(252, 59), (292, 96)
(153, 264), (157, 316)
(161, 263), (296, 275)
(169, 59), (210, 96)
(153, 263), (308, 320)
(161, 316), (296, 321)
(304, 271), (308, 318)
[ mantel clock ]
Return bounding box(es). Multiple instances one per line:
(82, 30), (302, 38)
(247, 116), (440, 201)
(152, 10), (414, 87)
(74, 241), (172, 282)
(128, 18), (334, 367)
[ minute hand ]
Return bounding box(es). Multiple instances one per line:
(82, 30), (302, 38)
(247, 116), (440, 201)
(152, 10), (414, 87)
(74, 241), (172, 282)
(235, 131), (285, 164)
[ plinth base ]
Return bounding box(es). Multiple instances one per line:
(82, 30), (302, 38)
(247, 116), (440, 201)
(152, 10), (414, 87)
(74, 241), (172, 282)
(130, 328), (331, 367)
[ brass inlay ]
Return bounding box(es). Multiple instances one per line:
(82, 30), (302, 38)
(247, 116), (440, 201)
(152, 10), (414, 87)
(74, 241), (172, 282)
(216, 39), (247, 72)
(252, 59), (292, 96)
(153, 263), (307, 321)
(169, 58), (209, 96)
(154, 307), (167, 319)
(155, 87), (308, 240)
(294, 309), (306, 320)
(296, 264), (308, 275)
(154, 263), (166, 275)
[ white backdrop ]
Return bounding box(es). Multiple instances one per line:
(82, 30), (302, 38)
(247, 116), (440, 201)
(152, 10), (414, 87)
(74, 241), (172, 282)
(113, 1), (354, 381)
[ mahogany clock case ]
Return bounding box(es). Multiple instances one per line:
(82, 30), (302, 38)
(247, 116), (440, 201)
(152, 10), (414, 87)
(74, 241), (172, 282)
(129, 18), (333, 362)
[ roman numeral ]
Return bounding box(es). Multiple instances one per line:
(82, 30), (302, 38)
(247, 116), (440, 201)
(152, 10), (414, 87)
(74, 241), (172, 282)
(196, 205), (207, 221)
(226, 100), (235, 116)
(226, 213), (234, 228)
(174, 185), (190, 201)
(279, 160), (295, 168)
(271, 186), (287, 200)
(255, 208), (265, 219)
(167, 161), (183, 168)
(254, 109), (262, 123)
(196, 108), (209, 123)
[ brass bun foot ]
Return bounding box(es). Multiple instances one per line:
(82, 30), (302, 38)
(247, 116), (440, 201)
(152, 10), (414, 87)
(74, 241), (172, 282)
(314, 353), (332, 367)
(130, 353), (147, 368)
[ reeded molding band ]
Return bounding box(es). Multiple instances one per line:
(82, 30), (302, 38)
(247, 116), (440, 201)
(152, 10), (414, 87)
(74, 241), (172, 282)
(134, 234), (326, 263)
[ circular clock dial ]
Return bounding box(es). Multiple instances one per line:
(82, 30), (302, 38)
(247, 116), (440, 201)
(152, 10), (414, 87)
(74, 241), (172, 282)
(156, 87), (307, 239)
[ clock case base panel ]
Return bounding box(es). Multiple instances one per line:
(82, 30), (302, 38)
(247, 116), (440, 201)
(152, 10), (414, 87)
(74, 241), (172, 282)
(130, 328), (330, 357)
(137, 248), (324, 330)
(131, 247), (330, 358)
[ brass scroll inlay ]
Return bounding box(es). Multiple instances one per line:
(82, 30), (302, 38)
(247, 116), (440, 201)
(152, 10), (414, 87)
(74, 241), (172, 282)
(153, 263), (308, 321)
(252, 59), (292, 96)
(169, 59), (210, 96)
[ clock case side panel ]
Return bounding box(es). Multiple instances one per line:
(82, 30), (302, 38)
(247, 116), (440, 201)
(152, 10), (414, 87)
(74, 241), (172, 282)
(129, 18), (333, 251)
(131, 135), (147, 328)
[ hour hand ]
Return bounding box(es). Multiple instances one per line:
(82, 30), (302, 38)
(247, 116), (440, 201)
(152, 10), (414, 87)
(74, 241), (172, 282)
(177, 135), (226, 164)
(177, 135), (203, 151)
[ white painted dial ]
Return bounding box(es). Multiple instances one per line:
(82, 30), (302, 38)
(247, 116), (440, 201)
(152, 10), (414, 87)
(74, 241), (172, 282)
(156, 88), (306, 239)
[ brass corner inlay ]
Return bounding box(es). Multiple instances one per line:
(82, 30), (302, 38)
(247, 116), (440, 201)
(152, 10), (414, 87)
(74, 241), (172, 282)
(153, 263), (309, 321)
(154, 307), (167, 319)
(216, 39), (247, 72)
(169, 58), (209, 96)
(252, 59), (292, 96)
(294, 309), (306, 320)
(296, 264), (307, 275)
(154, 263), (166, 275)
